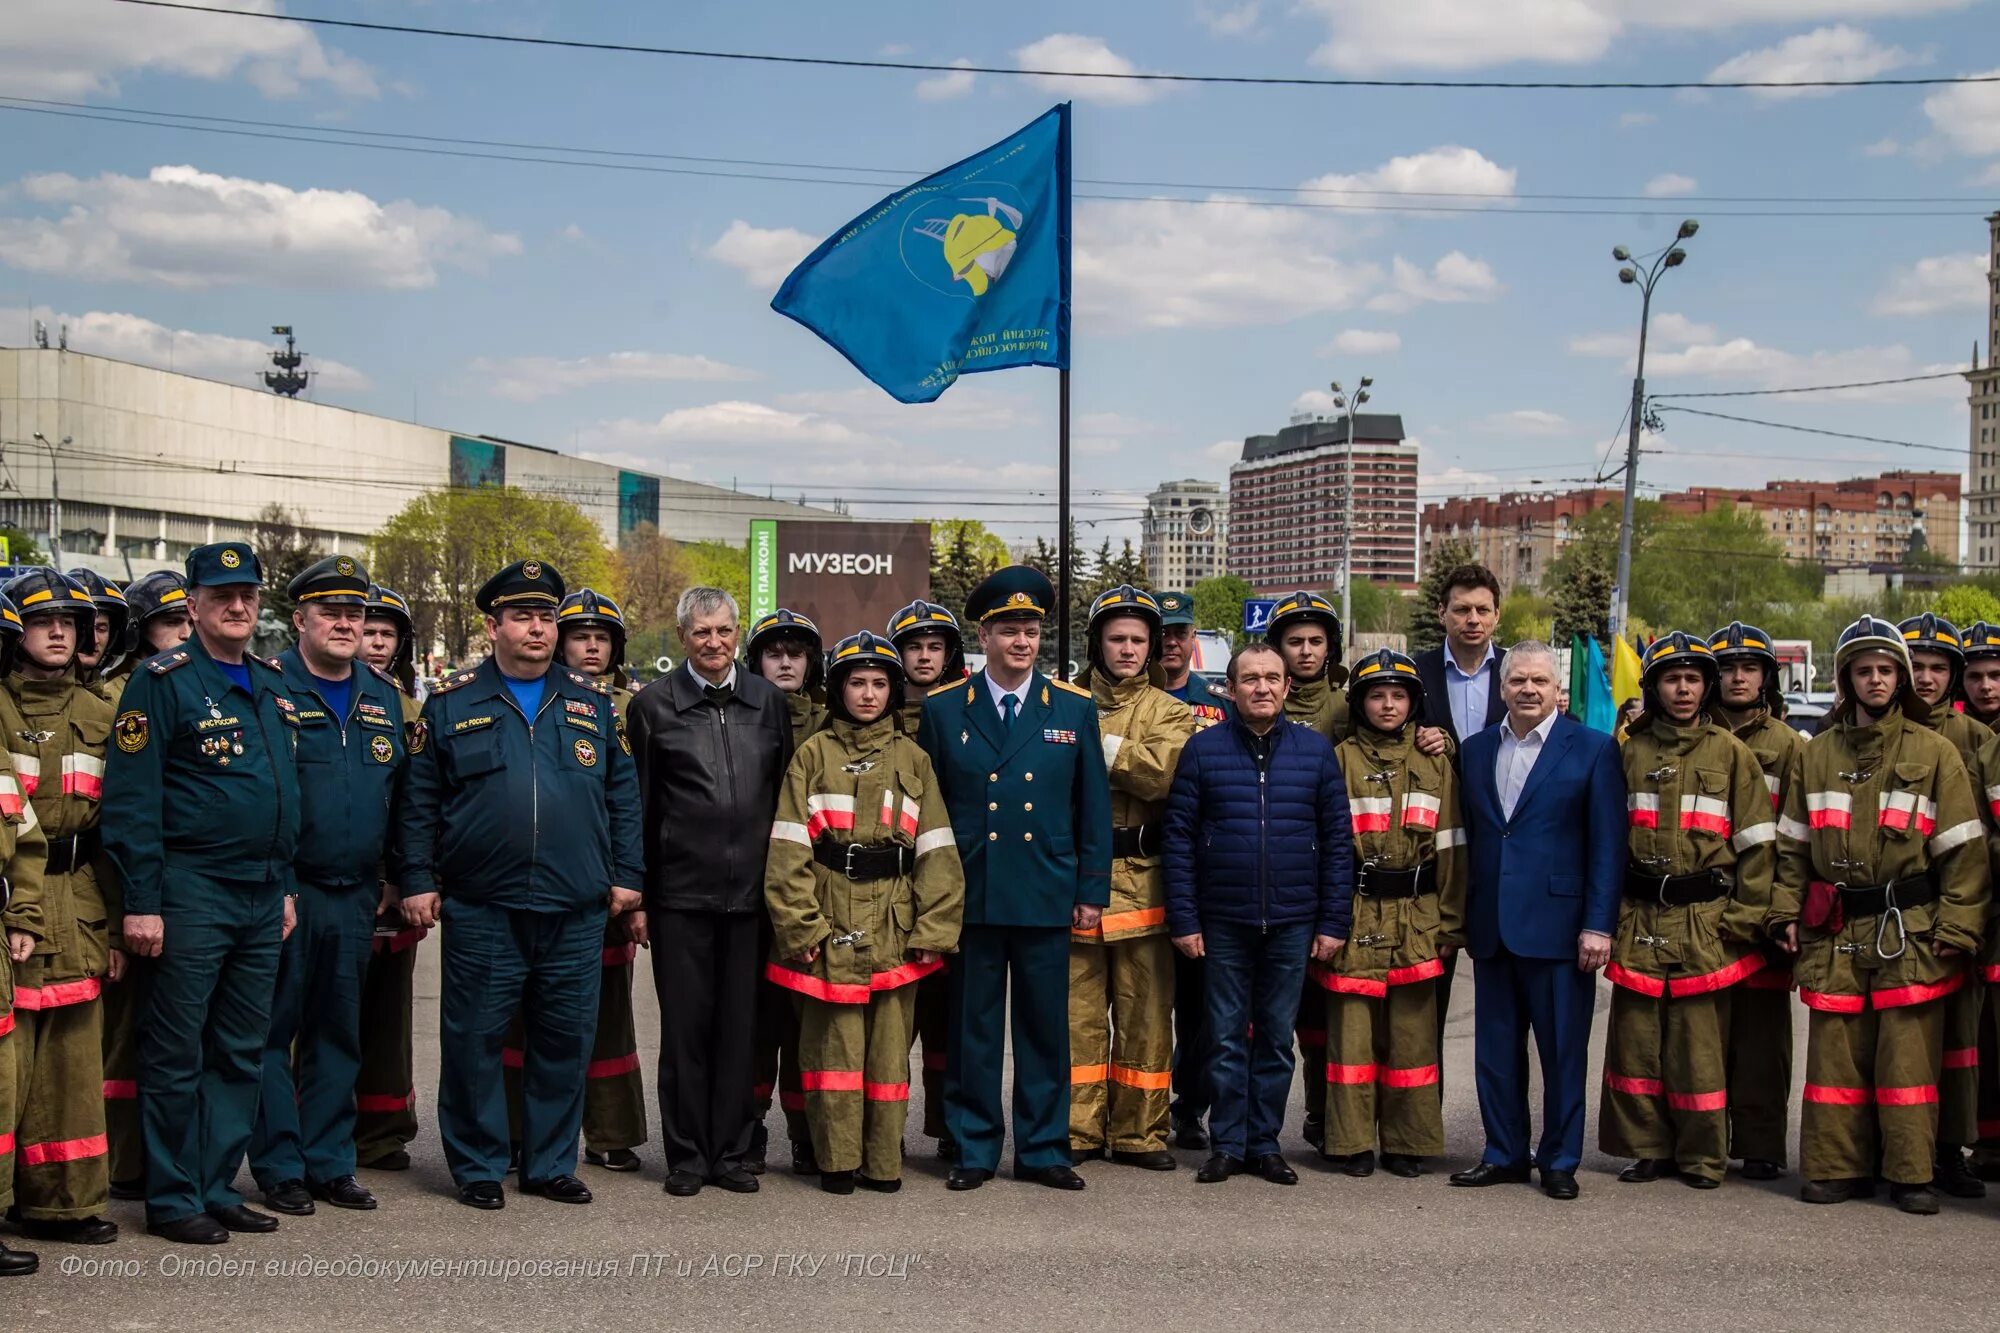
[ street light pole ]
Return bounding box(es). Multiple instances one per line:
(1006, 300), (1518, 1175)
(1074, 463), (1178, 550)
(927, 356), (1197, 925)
(1609, 221), (1697, 643)
(1329, 375), (1372, 635)
(30, 431), (67, 567)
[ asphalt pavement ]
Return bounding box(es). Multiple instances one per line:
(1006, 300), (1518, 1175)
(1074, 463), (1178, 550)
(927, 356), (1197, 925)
(19, 946), (2000, 1331)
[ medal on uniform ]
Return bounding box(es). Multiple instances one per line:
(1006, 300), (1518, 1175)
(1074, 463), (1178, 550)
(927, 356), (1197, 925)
(960, 729), (968, 745)
(204, 695), (223, 720)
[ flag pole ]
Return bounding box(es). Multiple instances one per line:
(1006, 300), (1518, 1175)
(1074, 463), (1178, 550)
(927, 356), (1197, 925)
(1057, 367), (1072, 681)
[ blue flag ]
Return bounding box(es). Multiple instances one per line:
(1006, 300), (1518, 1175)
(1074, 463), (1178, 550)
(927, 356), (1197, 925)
(772, 104), (1071, 404)
(1581, 636), (1618, 734)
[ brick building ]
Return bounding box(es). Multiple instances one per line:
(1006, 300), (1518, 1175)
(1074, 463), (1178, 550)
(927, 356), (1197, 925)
(1227, 413), (1418, 595)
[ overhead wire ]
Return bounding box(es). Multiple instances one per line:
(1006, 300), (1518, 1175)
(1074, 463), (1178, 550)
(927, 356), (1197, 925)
(1650, 406), (1964, 455)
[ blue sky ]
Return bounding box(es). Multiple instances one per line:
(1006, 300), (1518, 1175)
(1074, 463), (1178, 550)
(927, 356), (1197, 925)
(3, 0), (1998, 549)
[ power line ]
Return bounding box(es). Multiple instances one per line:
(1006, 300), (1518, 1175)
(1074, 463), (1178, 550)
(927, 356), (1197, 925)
(109, 0), (2000, 92)
(1651, 405), (1964, 455)
(1650, 370), (1968, 399)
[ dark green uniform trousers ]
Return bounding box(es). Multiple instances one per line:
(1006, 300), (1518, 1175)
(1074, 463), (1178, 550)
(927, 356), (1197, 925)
(101, 958), (152, 1186)
(1725, 971), (1793, 1166)
(139, 874), (284, 1226)
(947, 924), (1071, 1173)
(436, 899), (602, 1188)
(504, 924), (646, 1153)
(353, 929), (421, 1164)
(913, 965), (950, 1140)
(249, 880), (375, 1190)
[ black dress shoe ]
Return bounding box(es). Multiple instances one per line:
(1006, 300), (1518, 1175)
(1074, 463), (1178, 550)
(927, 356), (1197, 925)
(262, 1180), (315, 1216)
(359, 1149), (411, 1172)
(456, 1182), (505, 1210)
(209, 1204), (281, 1233)
(0, 1242), (37, 1276)
(1449, 1162), (1531, 1187)
(148, 1214), (228, 1245)
(19, 1215), (118, 1245)
(1379, 1153), (1424, 1179)
(1540, 1169), (1579, 1200)
(663, 1171), (703, 1197)
(1256, 1154), (1299, 1186)
(1934, 1150), (1987, 1199)
(585, 1148), (642, 1173)
(856, 1174), (901, 1193)
(311, 1176), (378, 1210)
(1333, 1150), (1376, 1178)
(1738, 1158), (1782, 1181)
(1112, 1149), (1177, 1171)
(108, 1177), (146, 1200)
(1618, 1158), (1674, 1184)
(819, 1170), (856, 1195)
(1173, 1120), (1209, 1151)
(1018, 1164), (1086, 1190)
(1195, 1154), (1240, 1184)
(711, 1166), (759, 1194)
(523, 1174), (592, 1205)
(1684, 1173), (1721, 1190)
(791, 1141), (819, 1177)
(946, 1166), (993, 1191)
(1892, 1182), (1940, 1215)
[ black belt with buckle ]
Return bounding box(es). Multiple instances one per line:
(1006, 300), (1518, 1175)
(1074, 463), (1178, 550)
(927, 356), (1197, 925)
(1358, 862), (1436, 899)
(812, 839), (911, 882)
(1839, 874), (1940, 916)
(1111, 823), (1162, 858)
(45, 829), (101, 877)
(1623, 865), (1728, 906)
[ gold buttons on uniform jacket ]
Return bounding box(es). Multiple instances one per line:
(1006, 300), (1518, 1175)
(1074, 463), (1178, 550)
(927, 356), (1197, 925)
(1023, 803), (1033, 812)
(989, 801), (998, 811)
(989, 773), (999, 782)
(1024, 832), (1034, 842)
(988, 832), (998, 841)
(1024, 772), (1033, 781)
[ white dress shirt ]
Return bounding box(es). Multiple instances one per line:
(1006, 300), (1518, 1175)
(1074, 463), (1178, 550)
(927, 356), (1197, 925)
(985, 671), (1033, 724)
(1495, 709), (1560, 821)
(1444, 642), (1499, 741)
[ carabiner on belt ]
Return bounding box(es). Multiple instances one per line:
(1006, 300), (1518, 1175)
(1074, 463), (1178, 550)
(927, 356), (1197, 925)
(1874, 881), (1908, 962)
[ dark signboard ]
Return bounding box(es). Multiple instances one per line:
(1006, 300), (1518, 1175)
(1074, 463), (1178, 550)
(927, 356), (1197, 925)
(748, 519), (930, 641)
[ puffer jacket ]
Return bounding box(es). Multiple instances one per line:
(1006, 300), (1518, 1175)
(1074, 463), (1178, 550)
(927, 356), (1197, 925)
(1072, 668), (1195, 944)
(1162, 716), (1354, 940)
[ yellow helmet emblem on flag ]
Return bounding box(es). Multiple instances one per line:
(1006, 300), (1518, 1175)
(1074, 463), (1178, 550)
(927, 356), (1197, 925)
(914, 197), (1022, 298)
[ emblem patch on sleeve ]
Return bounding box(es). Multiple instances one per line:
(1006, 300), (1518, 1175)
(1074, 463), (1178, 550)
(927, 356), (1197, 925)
(407, 719), (427, 755)
(574, 737), (598, 768)
(115, 711), (149, 754)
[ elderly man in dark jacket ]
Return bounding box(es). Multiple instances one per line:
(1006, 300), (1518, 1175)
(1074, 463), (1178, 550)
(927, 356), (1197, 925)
(1164, 643), (1354, 1186)
(624, 586), (792, 1197)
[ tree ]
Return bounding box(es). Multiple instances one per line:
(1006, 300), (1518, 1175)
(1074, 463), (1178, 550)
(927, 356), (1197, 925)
(1497, 586), (1553, 646)
(1549, 547), (1614, 651)
(1025, 527), (1092, 668)
(1192, 574), (1253, 644)
(0, 527), (46, 567)
(1932, 584), (2000, 629)
(1411, 537), (1477, 654)
(1344, 578), (1399, 635)
(1101, 538), (1148, 591)
(928, 519), (1004, 615)
(1630, 504), (1821, 630)
(252, 502), (327, 631)
(372, 487), (613, 663)
(612, 523), (685, 633)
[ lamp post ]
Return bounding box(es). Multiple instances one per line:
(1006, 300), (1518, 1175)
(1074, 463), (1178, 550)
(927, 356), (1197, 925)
(30, 431), (68, 566)
(1329, 375), (1372, 634)
(1609, 220), (1698, 643)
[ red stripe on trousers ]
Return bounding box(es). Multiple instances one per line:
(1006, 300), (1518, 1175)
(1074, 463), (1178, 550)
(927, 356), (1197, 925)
(1943, 1047), (1978, 1070)
(20, 1133), (108, 1165)
(1325, 1062), (1377, 1084)
(864, 1082), (910, 1101)
(801, 1070), (865, 1092)
(780, 1092), (805, 1112)
(102, 1079), (137, 1099)
(587, 1052), (640, 1079)
(1803, 1083), (1868, 1106)
(1875, 1084), (1939, 1106)
(355, 1091), (413, 1113)
(0, 1133), (13, 1157)
(1380, 1064), (1439, 1088)
(1606, 1072), (1664, 1096)
(1666, 1089), (1728, 1112)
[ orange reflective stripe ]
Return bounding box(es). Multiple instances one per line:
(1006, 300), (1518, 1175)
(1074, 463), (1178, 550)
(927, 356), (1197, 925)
(12, 977), (103, 1009)
(0, 1011), (15, 1038)
(1109, 1064), (1172, 1090)
(1606, 1072), (1663, 1097)
(0, 1133), (12, 1157)
(1666, 1089), (1727, 1112)
(587, 1052), (640, 1079)
(1667, 952), (1765, 997)
(1742, 968), (1795, 991)
(1800, 989), (1865, 1013)
(1803, 1083), (1868, 1105)
(20, 1133), (107, 1166)
(801, 1070), (864, 1092)
(1311, 966), (1386, 998)
(1872, 974), (1964, 1009)
(1380, 1064), (1439, 1089)
(864, 1081), (910, 1101)
(1097, 907), (1166, 935)
(1605, 963), (1666, 996)
(1875, 1083), (1939, 1106)
(1385, 958), (1445, 986)
(1070, 1063), (1110, 1085)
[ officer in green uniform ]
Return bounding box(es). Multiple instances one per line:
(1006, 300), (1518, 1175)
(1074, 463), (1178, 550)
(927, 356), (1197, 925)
(248, 556), (408, 1217)
(394, 560), (645, 1211)
(353, 582), (425, 1171)
(918, 566), (1113, 1191)
(102, 541), (303, 1245)
(501, 588), (648, 1173)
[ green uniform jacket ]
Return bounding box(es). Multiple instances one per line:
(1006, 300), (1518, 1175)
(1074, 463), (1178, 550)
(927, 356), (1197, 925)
(279, 648), (409, 889)
(1772, 705), (1989, 1008)
(1072, 668), (1194, 944)
(396, 657), (644, 911)
(0, 744), (47, 1027)
(917, 670), (1112, 928)
(1614, 714), (1777, 995)
(786, 689), (828, 751)
(1323, 724), (1468, 993)
(1169, 671), (1233, 731)
(1727, 709), (1805, 819)
(102, 639), (303, 914)
(764, 716), (965, 999)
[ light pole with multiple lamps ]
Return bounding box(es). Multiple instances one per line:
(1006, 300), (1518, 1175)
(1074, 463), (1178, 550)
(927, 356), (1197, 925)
(1608, 220), (1697, 643)
(1329, 375), (1372, 634)
(30, 430), (68, 566)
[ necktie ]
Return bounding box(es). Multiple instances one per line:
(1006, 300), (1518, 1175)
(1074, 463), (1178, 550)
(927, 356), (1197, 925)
(705, 684), (732, 706)
(1002, 693), (1018, 731)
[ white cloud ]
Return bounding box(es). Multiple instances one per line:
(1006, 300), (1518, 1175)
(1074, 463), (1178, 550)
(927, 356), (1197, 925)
(1708, 25), (1922, 100)
(1300, 145), (1517, 205)
(915, 58), (976, 101)
(1298, 0), (1971, 73)
(0, 0), (376, 99)
(1861, 136), (1903, 156)
(1922, 68), (2000, 156)
(1870, 252), (1987, 315)
(1205, 439), (1244, 462)
(1643, 173), (1699, 197)
(1569, 311), (1717, 357)
(1321, 329), (1403, 356)
(471, 351), (757, 402)
(1, 305), (368, 389)
(1618, 111), (1658, 129)
(1014, 34), (1164, 106)
(1643, 338), (1964, 401)
(1291, 389), (1343, 417)
(0, 165), (518, 290)
(773, 383), (1032, 434)
(1366, 252), (1502, 313)
(1197, 2), (1262, 35)
(1485, 409), (1573, 436)
(646, 401), (876, 448)
(704, 220), (817, 289)
(1073, 410), (1153, 456)
(1420, 464), (1503, 491)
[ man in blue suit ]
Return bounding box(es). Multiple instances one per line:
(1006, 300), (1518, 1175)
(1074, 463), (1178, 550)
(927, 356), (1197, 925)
(919, 566), (1112, 1191)
(1448, 640), (1624, 1200)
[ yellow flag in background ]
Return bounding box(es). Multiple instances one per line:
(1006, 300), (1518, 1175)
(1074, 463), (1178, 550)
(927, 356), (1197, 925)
(1612, 636), (1643, 705)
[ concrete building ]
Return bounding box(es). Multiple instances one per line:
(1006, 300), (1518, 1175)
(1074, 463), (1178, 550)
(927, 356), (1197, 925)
(1969, 211), (2000, 572)
(1419, 488), (1622, 592)
(0, 347), (838, 579)
(1140, 478), (1227, 592)
(1227, 412), (1418, 596)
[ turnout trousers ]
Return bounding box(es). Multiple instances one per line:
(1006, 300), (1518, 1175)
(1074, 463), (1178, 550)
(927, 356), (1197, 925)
(11, 982), (109, 1219)
(352, 926), (422, 1165)
(1600, 986), (1734, 1181)
(1323, 978), (1444, 1158)
(1725, 969), (1794, 1166)
(798, 985), (916, 1181)
(1801, 994), (1945, 1185)
(1067, 935), (1175, 1154)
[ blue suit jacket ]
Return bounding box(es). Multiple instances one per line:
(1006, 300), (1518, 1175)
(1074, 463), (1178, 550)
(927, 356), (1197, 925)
(1458, 713), (1625, 961)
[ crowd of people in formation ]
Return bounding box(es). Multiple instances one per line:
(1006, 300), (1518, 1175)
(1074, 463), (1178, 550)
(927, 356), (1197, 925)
(0, 546), (1996, 1275)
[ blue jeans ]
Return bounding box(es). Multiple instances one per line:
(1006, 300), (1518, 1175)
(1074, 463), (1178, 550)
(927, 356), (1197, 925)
(1202, 920), (1313, 1161)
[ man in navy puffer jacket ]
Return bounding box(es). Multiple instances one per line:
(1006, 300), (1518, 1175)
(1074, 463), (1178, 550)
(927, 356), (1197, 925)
(1164, 643), (1354, 1185)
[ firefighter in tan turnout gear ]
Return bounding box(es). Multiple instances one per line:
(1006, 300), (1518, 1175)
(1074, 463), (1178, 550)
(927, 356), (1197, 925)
(1897, 612), (1998, 1199)
(1603, 632), (1776, 1188)
(763, 631), (964, 1194)
(1067, 586), (1195, 1169)
(1317, 649), (1465, 1178)
(1707, 621), (1805, 1181)
(0, 593), (50, 1276)
(1772, 615), (1989, 1215)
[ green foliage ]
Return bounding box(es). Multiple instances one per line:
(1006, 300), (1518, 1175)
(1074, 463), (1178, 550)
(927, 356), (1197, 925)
(1192, 574), (1254, 645)
(675, 540), (749, 611)
(1411, 537), (1477, 654)
(251, 502), (327, 632)
(1931, 584), (2000, 630)
(1498, 586), (1554, 646)
(1344, 578), (1400, 635)
(1549, 546), (1614, 650)
(927, 519), (1006, 616)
